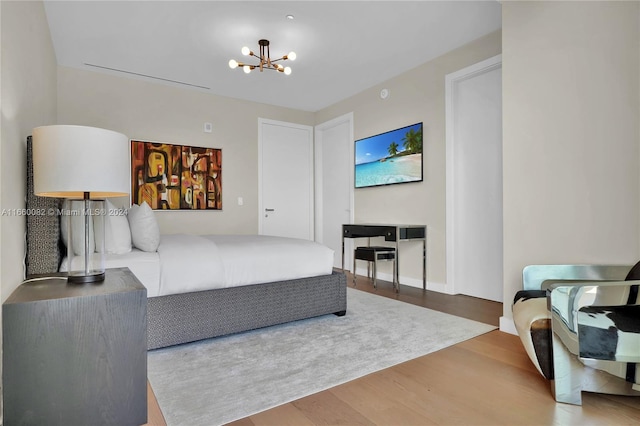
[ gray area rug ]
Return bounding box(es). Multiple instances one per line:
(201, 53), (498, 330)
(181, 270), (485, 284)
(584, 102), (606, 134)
(147, 288), (496, 425)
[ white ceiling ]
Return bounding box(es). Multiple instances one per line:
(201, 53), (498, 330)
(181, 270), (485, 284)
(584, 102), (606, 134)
(44, 1), (502, 112)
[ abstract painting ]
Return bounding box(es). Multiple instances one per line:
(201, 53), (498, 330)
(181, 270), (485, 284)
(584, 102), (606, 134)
(131, 140), (222, 210)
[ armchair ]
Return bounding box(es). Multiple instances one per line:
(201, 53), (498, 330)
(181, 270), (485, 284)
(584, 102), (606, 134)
(512, 264), (640, 405)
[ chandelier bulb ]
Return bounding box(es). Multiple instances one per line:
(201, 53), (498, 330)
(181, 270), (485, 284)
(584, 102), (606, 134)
(241, 46), (251, 56)
(243, 65), (251, 74)
(228, 59), (238, 69)
(287, 51), (296, 61)
(284, 66), (292, 75)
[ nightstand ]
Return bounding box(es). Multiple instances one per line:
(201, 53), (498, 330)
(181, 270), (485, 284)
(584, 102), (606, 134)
(3, 267), (147, 425)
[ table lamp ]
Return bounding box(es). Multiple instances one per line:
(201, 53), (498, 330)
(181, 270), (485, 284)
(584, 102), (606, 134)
(32, 125), (129, 283)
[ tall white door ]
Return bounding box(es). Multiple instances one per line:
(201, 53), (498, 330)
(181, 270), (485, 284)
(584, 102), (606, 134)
(258, 118), (314, 240)
(446, 55), (503, 302)
(315, 113), (354, 268)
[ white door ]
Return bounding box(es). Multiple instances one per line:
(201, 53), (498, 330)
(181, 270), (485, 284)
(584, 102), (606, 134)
(258, 118), (314, 240)
(446, 55), (503, 302)
(315, 113), (354, 268)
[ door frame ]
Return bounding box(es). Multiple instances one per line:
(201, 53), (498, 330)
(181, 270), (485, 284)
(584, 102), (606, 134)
(314, 112), (355, 244)
(258, 118), (314, 239)
(445, 54), (502, 296)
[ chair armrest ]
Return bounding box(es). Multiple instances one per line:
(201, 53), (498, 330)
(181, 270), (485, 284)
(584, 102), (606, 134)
(548, 280), (640, 360)
(547, 279), (640, 404)
(523, 264), (631, 291)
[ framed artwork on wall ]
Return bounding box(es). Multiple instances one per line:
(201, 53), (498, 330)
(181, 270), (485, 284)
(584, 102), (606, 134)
(131, 140), (222, 210)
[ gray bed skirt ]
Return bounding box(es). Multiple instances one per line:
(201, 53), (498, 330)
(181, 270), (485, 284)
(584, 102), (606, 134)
(147, 271), (347, 349)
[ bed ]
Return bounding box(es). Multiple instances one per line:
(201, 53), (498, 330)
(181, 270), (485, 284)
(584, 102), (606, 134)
(25, 137), (347, 350)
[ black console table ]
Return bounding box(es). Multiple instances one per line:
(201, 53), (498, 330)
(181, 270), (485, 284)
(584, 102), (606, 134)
(342, 224), (427, 290)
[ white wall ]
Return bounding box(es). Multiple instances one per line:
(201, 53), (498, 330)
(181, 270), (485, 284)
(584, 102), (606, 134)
(1, 0), (58, 418)
(1, 3), (3, 420)
(1, 1), (57, 300)
(502, 1), (640, 322)
(316, 31), (502, 289)
(57, 67), (314, 235)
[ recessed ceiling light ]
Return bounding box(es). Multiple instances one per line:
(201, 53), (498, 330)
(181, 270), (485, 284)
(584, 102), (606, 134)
(286, 14), (294, 20)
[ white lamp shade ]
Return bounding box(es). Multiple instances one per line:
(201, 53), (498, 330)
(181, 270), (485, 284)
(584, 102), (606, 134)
(33, 125), (130, 198)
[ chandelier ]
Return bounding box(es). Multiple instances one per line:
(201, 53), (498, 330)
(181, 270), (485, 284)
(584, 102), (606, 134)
(228, 39), (296, 75)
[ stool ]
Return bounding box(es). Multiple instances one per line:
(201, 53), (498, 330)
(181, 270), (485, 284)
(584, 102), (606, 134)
(353, 246), (396, 290)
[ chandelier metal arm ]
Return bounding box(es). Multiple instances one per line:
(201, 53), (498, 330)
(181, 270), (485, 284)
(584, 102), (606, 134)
(235, 60), (280, 72)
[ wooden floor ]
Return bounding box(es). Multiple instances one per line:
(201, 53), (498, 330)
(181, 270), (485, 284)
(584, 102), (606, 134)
(344, 272), (503, 327)
(144, 273), (640, 425)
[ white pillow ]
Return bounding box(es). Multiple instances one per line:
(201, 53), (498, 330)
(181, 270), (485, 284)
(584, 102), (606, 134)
(127, 201), (160, 252)
(94, 199), (132, 255)
(60, 199), (95, 255)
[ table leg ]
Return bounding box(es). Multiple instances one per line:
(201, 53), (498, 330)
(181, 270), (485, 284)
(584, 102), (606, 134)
(395, 240), (400, 292)
(341, 235), (345, 272)
(423, 239), (426, 290)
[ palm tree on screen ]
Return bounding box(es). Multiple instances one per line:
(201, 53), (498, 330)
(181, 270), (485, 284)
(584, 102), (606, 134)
(388, 142), (399, 157)
(402, 128), (423, 154)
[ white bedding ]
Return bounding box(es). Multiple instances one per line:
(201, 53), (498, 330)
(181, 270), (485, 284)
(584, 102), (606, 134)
(65, 234), (334, 297)
(63, 249), (162, 296)
(206, 234), (335, 288)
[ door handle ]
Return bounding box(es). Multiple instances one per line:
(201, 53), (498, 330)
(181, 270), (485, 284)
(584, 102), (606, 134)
(265, 208), (275, 212)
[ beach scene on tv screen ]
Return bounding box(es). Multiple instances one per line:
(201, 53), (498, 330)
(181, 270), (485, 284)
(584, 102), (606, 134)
(355, 123), (423, 188)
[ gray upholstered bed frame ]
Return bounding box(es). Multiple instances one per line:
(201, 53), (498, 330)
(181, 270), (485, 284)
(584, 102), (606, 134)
(147, 272), (346, 349)
(25, 137), (347, 350)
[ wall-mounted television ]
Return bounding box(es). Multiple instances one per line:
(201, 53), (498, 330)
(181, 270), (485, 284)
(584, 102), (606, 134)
(355, 122), (423, 189)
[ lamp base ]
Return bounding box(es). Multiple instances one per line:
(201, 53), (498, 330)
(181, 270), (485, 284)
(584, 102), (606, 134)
(65, 198), (107, 284)
(67, 271), (105, 284)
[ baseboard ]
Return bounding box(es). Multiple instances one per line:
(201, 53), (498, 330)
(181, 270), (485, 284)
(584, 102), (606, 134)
(353, 267), (453, 294)
(422, 280), (455, 294)
(500, 316), (517, 335)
